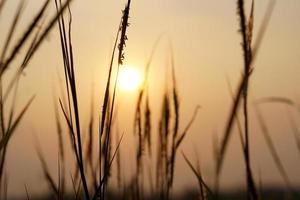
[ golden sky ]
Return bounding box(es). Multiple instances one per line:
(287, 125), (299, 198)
(1, 0), (300, 198)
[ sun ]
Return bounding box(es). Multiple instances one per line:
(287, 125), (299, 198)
(118, 65), (142, 92)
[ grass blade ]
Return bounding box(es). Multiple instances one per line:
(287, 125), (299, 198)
(182, 152), (213, 198)
(0, 0), (24, 63)
(0, 96), (34, 150)
(175, 106), (200, 149)
(254, 104), (293, 193)
(0, 0), (50, 75)
(0, 0), (7, 15)
(35, 139), (58, 195)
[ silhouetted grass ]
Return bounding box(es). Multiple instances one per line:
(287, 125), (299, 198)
(182, 152), (213, 200)
(216, 1), (276, 199)
(2, 0), (300, 200)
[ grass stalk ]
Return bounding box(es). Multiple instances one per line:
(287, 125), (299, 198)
(54, 1), (89, 198)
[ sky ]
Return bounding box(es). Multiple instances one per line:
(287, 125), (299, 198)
(1, 0), (300, 198)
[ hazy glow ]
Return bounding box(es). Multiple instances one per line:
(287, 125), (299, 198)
(1, 1), (300, 198)
(118, 66), (142, 92)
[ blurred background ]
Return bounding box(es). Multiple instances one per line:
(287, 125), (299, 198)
(0, 0), (300, 198)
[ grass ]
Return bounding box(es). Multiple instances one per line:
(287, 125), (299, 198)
(0, 0), (73, 198)
(0, 0), (299, 199)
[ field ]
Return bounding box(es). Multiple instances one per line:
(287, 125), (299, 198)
(0, 0), (299, 199)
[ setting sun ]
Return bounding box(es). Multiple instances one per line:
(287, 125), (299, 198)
(118, 66), (142, 92)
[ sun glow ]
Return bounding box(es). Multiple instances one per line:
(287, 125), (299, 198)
(118, 66), (142, 92)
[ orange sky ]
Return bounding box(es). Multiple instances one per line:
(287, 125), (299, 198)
(1, 0), (300, 198)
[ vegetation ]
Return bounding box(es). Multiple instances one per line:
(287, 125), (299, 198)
(0, 0), (299, 199)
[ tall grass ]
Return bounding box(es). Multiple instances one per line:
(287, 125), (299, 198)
(182, 152), (213, 199)
(53, 0), (133, 199)
(254, 97), (300, 197)
(216, 1), (275, 199)
(2, 0), (300, 199)
(54, 1), (90, 198)
(0, 0), (72, 198)
(153, 55), (200, 199)
(237, 1), (257, 199)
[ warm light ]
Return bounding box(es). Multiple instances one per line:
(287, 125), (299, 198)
(118, 66), (142, 92)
